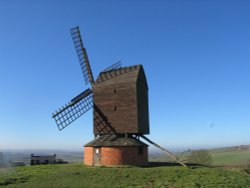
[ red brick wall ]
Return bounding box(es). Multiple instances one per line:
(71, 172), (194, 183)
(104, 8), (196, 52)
(84, 147), (93, 166)
(84, 146), (148, 166)
(101, 146), (148, 166)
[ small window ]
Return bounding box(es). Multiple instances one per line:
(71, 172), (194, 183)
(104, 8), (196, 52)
(138, 147), (143, 155)
(114, 89), (117, 94)
(114, 107), (117, 111)
(95, 149), (99, 154)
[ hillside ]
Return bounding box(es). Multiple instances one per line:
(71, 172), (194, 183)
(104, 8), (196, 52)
(0, 164), (250, 188)
(211, 147), (250, 166)
(150, 145), (250, 167)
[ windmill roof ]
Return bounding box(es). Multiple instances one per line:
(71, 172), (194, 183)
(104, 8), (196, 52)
(84, 134), (148, 147)
(93, 64), (145, 87)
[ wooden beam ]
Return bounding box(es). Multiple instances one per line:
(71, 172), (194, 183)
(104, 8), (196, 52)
(140, 135), (187, 167)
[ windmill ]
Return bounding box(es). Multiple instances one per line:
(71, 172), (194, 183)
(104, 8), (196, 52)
(52, 26), (186, 167)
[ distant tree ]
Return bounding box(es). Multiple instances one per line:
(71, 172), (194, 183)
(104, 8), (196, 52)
(0, 152), (3, 167)
(187, 150), (212, 166)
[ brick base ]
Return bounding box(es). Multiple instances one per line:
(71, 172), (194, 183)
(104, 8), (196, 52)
(84, 146), (148, 166)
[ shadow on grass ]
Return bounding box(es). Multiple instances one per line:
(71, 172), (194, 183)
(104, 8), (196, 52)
(0, 177), (28, 186)
(144, 162), (213, 168)
(84, 162), (214, 169)
(244, 169), (250, 174)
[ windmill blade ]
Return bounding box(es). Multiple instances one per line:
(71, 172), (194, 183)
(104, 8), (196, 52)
(52, 89), (93, 131)
(70, 26), (94, 85)
(101, 61), (122, 73)
(97, 65), (136, 83)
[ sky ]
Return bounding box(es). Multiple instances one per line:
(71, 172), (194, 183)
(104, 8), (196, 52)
(0, 0), (249, 151)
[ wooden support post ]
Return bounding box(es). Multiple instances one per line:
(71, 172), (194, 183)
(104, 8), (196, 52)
(141, 135), (187, 167)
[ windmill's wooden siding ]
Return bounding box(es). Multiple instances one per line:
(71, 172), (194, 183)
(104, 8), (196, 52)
(137, 68), (149, 133)
(93, 65), (149, 135)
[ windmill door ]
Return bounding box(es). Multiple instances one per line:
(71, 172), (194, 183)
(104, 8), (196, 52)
(93, 147), (101, 166)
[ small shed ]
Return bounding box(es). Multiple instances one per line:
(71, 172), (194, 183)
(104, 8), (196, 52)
(30, 154), (56, 165)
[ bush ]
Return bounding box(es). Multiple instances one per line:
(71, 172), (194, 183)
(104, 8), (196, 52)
(56, 159), (68, 164)
(187, 150), (212, 166)
(247, 159), (250, 169)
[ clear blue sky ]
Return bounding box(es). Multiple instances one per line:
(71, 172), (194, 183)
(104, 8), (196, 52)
(0, 0), (249, 151)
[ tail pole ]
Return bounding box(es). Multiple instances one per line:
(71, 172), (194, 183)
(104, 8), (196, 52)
(140, 135), (187, 167)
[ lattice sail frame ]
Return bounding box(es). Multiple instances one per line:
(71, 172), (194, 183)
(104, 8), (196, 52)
(70, 26), (94, 85)
(52, 89), (93, 131)
(52, 27), (124, 131)
(101, 61), (122, 73)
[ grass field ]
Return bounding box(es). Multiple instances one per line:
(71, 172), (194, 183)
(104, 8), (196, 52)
(150, 147), (250, 167)
(211, 149), (250, 166)
(0, 164), (250, 188)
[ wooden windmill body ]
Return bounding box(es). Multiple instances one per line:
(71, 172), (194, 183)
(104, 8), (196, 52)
(93, 65), (149, 136)
(85, 65), (149, 166)
(52, 26), (186, 167)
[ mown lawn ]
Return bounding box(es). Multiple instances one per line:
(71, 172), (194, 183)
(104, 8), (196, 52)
(0, 164), (250, 188)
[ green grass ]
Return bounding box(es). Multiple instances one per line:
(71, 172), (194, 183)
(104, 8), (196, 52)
(1, 164), (250, 188)
(211, 150), (250, 166)
(151, 148), (250, 167)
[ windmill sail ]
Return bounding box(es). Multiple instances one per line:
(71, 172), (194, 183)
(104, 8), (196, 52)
(52, 89), (93, 131)
(96, 65), (137, 83)
(101, 61), (122, 73)
(70, 26), (94, 85)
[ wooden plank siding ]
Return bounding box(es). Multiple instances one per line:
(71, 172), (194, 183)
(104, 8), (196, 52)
(93, 65), (149, 135)
(137, 67), (149, 134)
